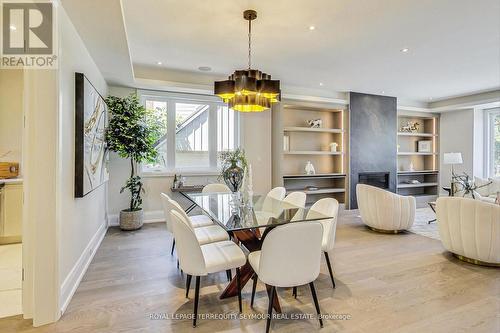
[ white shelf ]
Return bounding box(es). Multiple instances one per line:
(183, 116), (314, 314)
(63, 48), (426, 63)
(397, 182), (439, 189)
(284, 151), (343, 155)
(287, 188), (346, 195)
(397, 152), (437, 156)
(397, 132), (437, 137)
(284, 127), (343, 134)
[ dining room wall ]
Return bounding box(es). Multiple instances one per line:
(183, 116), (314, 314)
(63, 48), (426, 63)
(106, 85), (273, 223)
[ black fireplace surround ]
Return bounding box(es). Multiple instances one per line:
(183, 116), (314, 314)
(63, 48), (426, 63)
(358, 172), (389, 189)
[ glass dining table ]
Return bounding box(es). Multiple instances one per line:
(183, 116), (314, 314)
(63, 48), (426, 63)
(180, 191), (333, 312)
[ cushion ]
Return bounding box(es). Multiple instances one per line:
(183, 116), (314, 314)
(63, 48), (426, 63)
(194, 225), (229, 245)
(201, 241), (246, 273)
(474, 177), (491, 197)
(489, 177), (500, 194)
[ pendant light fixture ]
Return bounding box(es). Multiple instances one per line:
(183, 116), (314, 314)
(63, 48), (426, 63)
(214, 10), (281, 112)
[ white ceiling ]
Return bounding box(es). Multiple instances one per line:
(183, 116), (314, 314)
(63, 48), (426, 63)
(64, 0), (500, 105)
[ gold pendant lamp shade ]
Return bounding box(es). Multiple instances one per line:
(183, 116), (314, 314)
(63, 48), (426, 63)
(214, 10), (281, 112)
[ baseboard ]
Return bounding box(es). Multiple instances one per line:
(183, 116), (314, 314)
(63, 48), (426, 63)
(59, 221), (107, 315)
(107, 210), (165, 227)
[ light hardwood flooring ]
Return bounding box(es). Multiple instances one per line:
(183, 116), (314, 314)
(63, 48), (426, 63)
(1, 211), (499, 332)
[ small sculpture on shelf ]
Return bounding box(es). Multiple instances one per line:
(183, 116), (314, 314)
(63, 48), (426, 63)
(329, 142), (338, 152)
(305, 161), (316, 175)
(400, 121), (420, 133)
(306, 119), (322, 128)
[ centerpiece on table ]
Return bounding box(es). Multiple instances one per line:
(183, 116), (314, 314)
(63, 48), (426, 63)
(105, 94), (161, 230)
(218, 148), (248, 193)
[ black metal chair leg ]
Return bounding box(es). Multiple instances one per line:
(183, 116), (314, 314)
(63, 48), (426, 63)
(251, 273), (258, 307)
(266, 286), (276, 333)
(193, 276), (200, 327)
(171, 239), (175, 255)
(236, 268), (242, 313)
(309, 282), (323, 327)
(292, 286), (297, 298)
(226, 269), (232, 282)
(324, 251), (336, 288)
(185, 274), (192, 298)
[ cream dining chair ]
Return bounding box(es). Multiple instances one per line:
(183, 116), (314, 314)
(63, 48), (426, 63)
(170, 210), (246, 327)
(202, 183), (231, 193)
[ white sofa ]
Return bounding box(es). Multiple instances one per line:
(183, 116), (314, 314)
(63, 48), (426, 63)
(471, 176), (500, 204)
(436, 197), (500, 266)
(356, 184), (416, 233)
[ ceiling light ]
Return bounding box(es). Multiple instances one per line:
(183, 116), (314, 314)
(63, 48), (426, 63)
(198, 66), (212, 72)
(214, 10), (281, 112)
(309, 25), (316, 31)
(400, 48), (409, 53)
(157, 61), (162, 65)
(381, 91), (385, 94)
(319, 82), (324, 86)
(9, 25), (16, 31)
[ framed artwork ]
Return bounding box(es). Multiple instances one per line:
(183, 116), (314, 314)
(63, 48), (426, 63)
(418, 140), (432, 153)
(75, 72), (109, 198)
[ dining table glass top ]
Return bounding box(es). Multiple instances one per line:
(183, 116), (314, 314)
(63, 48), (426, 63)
(181, 192), (333, 232)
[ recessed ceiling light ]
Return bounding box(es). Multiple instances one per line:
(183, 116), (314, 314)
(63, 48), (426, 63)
(381, 91), (385, 94)
(309, 25), (316, 31)
(319, 82), (324, 86)
(157, 61), (162, 65)
(198, 66), (212, 72)
(9, 25), (16, 31)
(400, 48), (409, 53)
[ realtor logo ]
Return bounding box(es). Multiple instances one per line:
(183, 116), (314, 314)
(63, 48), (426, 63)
(1, 0), (57, 68)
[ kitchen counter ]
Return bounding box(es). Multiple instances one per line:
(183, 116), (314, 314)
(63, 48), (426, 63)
(0, 178), (23, 185)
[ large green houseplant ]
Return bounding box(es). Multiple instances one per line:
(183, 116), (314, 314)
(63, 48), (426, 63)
(105, 94), (159, 230)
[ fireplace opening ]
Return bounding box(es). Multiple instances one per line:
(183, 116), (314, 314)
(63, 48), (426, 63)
(358, 172), (389, 189)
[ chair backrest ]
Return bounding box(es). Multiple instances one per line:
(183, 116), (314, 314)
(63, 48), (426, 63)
(258, 222), (323, 287)
(437, 197), (500, 264)
(262, 187), (286, 212)
(307, 198), (339, 251)
(356, 184), (416, 230)
(283, 191), (307, 208)
(165, 197), (195, 231)
(160, 192), (173, 232)
(202, 183), (231, 193)
(170, 210), (207, 276)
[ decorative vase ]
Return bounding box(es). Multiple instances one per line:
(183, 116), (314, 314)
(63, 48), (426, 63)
(119, 208), (143, 231)
(329, 142), (338, 152)
(223, 161), (244, 193)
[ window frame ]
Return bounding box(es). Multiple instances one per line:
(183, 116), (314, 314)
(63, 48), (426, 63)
(484, 107), (500, 178)
(138, 90), (240, 176)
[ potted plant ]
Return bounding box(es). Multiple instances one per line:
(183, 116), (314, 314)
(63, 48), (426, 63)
(105, 94), (160, 230)
(218, 148), (248, 192)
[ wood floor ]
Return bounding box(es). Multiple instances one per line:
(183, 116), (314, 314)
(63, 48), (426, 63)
(1, 211), (499, 333)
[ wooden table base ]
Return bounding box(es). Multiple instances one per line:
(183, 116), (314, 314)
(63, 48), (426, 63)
(219, 229), (282, 312)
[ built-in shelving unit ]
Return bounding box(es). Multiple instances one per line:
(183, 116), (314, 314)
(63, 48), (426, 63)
(396, 112), (440, 207)
(275, 101), (349, 206)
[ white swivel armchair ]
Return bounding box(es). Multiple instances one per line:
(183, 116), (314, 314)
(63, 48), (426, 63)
(160, 193), (213, 255)
(170, 211), (246, 327)
(356, 184), (416, 233)
(436, 197), (500, 266)
(202, 183), (231, 193)
(248, 222), (324, 333)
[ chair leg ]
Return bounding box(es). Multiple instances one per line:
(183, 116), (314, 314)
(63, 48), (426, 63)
(324, 251), (336, 288)
(236, 268), (242, 313)
(251, 273), (258, 307)
(193, 276), (200, 327)
(226, 269), (232, 282)
(292, 286), (297, 298)
(266, 286), (276, 333)
(185, 274), (192, 298)
(309, 282), (323, 327)
(171, 239), (175, 255)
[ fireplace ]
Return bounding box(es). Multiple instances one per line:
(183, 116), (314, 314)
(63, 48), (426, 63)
(358, 172), (389, 190)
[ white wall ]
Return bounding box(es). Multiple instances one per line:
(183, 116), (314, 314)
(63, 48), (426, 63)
(106, 86), (273, 220)
(57, 7), (108, 313)
(0, 70), (23, 165)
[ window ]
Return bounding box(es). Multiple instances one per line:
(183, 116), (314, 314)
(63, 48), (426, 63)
(140, 91), (240, 174)
(485, 108), (500, 177)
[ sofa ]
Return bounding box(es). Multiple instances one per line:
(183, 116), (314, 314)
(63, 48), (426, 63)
(356, 184), (416, 233)
(436, 197), (500, 266)
(471, 176), (500, 204)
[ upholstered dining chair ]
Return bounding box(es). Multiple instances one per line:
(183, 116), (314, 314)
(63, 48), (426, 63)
(160, 193), (213, 255)
(170, 210), (246, 327)
(282, 191), (307, 208)
(248, 222), (324, 333)
(202, 183), (231, 193)
(307, 198), (339, 289)
(261, 187), (286, 213)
